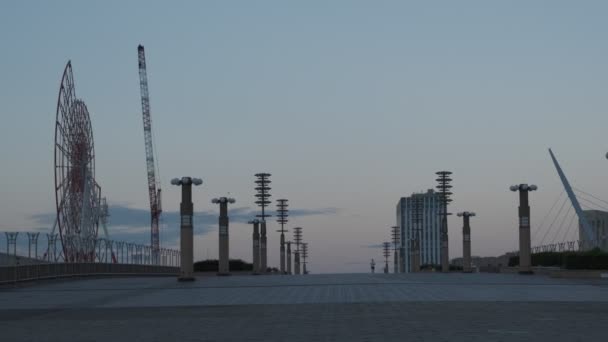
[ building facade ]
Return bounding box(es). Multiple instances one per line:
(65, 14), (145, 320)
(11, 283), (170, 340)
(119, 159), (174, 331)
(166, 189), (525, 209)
(580, 210), (608, 251)
(396, 189), (442, 273)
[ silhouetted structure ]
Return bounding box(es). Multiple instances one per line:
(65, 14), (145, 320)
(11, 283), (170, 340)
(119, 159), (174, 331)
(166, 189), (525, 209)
(255, 173), (271, 273)
(391, 226), (400, 273)
(436, 171), (453, 273)
(293, 227), (303, 275)
(276, 199), (289, 274)
(382, 242), (391, 273)
(248, 219), (261, 274)
(301, 242), (308, 274)
(510, 183), (537, 274)
(171, 176), (203, 281)
(457, 211), (476, 273)
(212, 197), (235, 275)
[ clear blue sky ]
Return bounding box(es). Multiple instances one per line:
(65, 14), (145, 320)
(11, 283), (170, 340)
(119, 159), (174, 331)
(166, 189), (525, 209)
(1, 1), (607, 272)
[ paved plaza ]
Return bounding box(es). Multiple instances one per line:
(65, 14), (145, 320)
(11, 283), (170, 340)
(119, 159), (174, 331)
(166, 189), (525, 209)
(1, 273), (607, 341)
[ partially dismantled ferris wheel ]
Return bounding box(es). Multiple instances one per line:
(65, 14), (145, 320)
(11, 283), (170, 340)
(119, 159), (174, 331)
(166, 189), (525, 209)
(54, 61), (103, 262)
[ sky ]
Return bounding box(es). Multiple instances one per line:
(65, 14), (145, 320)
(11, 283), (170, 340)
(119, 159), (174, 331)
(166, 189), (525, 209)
(1, 1), (608, 273)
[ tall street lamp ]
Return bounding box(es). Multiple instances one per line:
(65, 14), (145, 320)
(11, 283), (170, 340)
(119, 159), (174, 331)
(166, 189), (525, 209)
(248, 219), (261, 275)
(457, 211), (476, 273)
(171, 176), (203, 282)
(254, 173), (271, 273)
(276, 199), (289, 274)
(286, 241), (292, 274)
(293, 227), (303, 275)
(382, 242), (391, 273)
(510, 183), (538, 274)
(436, 171), (453, 273)
(212, 197), (235, 275)
(391, 226), (400, 274)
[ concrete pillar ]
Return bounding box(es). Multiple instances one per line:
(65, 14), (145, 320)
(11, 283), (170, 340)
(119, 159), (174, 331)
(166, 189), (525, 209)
(214, 197), (235, 276)
(171, 176), (202, 282)
(464, 216), (471, 272)
(457, 212), (475, 273)
(250, 220), (260, 274)
(440, 215), (449, 273)
(294, 251), (300, 275)
(260, 221), (267, 273)
(286, 242), (292, 274)
(510, 184), (537, 274)
(518, 189), (532, 274)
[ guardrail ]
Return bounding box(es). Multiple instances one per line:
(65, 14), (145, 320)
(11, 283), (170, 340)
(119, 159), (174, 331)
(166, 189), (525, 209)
(0, 262), (179, 285)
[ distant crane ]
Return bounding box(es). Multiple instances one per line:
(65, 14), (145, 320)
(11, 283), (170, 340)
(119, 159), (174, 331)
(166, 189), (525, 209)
(138, 45), (162, 264)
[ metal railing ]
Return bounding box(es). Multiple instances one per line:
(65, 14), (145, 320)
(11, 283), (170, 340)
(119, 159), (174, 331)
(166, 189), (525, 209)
(0, 262), (178, 285)
(531, 239), (603, 253)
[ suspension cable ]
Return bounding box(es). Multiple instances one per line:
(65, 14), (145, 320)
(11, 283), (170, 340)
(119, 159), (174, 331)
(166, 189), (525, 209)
(532, 190), (564, 242)
(551, 205), (572, 244)
(539, 196), (569, 246)
(573, 187), (608, 207)
(560, 209), (577, 244)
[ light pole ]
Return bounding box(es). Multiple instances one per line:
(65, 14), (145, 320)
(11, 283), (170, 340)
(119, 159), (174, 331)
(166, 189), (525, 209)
(248, 219), (261, 274)
(457, 211), (476, 273)
(391, 226), (400, 273)
(254, 173), (271, 274)
(293, 227), (303, 275)
(276, 199), (289, 274)
(301, 242), (308, 275)
(286, 241), (292, 274)
(436, 171), (453, 273)
(382, 242), (391, 273)
(212, 197), (235, 276)
(411, 196), (423, 273)
(510, 183), (537, 274)
(171, 176), (203, 281)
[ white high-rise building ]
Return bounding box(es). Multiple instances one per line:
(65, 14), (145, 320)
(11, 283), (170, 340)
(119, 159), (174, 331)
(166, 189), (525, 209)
(396, 189), (442, 273)
(580, 210), (608, 251)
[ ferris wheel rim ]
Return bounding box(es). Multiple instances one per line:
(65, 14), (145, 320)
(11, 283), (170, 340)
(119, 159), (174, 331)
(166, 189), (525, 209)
(54, 61), (98, 262)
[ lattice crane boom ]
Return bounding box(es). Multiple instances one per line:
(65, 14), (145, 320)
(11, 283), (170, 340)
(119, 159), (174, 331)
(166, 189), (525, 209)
(138, 45), (161, 260)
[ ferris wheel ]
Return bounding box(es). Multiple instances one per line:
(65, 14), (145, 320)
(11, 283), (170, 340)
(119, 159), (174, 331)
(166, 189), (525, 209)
(54, 61), (102, 262)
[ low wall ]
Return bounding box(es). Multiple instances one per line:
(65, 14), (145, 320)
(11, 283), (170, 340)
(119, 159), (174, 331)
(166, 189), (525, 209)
(0, 263), (179, 285)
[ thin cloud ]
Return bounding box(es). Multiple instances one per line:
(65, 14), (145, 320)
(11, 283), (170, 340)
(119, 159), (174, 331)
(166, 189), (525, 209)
(29, 204), (340, 245)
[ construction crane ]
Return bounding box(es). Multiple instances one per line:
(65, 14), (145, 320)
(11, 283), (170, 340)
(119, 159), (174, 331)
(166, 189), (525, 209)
(137, 45), (162, 264)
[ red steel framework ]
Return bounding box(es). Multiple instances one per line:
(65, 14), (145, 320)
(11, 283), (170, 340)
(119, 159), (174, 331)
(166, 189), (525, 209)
(54, 61), (100, 262)
(138, 45), (162, 263)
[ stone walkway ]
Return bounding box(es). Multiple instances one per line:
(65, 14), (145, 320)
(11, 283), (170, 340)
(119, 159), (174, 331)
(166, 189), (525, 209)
(1, 273), (607, 341)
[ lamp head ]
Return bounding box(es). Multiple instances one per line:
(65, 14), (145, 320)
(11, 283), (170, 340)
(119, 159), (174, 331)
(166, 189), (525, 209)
(192, 178), (203, 186)
(171, 178), (181, 186)
(509, 185), (518, 192)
